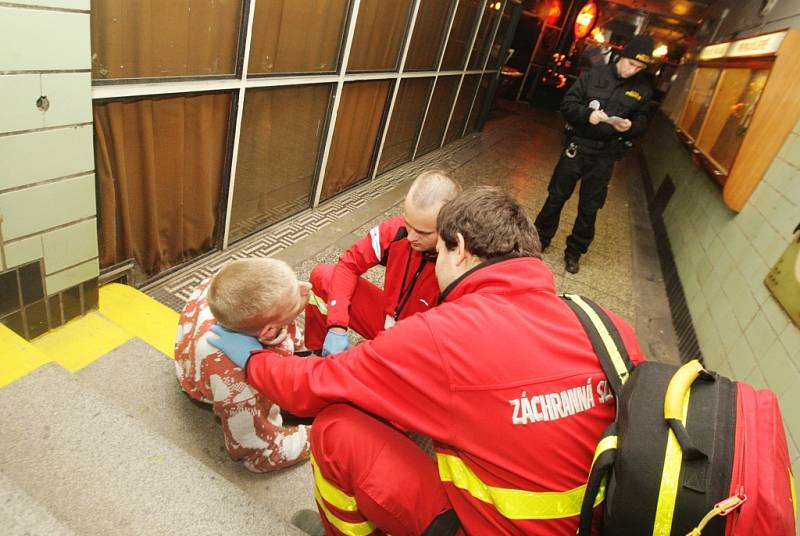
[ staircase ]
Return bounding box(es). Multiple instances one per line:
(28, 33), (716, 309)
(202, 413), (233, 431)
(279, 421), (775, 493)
(0, 290), (315, 535)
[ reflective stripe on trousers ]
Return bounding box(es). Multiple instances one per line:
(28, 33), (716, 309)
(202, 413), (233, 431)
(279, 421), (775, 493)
(436, 453), (606, 520)
(311, 453), (377, 536)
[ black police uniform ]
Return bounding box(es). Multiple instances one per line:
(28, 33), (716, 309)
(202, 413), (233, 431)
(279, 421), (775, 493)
(534, 60), (653, 266)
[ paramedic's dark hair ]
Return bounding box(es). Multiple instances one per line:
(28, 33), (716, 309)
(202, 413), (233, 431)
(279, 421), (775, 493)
(437, 186), (541, 259)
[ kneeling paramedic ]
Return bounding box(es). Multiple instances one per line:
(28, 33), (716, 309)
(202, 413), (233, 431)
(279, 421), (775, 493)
(210, 186), (646, 535)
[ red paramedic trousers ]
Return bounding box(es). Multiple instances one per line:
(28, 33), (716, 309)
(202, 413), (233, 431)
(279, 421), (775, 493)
(309, 404), (454, 536)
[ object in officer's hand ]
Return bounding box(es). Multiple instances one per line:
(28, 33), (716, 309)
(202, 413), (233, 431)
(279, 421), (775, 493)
(602, 116), (629, 129)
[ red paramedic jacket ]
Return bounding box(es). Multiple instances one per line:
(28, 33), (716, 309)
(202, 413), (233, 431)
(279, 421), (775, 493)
(246, 256), (646, 534)
(325, 215), (440, 328)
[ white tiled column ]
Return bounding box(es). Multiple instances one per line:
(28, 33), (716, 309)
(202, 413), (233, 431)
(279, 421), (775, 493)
(0, 2), (98, 294)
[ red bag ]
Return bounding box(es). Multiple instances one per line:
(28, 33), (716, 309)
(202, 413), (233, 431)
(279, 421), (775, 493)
(563, 294), (797, 536)
(724, 383), (796, 535)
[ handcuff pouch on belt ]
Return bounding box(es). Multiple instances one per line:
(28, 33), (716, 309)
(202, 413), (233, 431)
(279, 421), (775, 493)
(566, 142), (578, 158)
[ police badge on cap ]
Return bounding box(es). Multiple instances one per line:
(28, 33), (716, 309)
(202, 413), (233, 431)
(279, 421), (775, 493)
(621, 34), (655, 65)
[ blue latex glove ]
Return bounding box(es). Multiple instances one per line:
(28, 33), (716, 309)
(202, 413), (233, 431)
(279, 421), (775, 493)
(208, 324), (261, 369)
(322, 329), (350, 357)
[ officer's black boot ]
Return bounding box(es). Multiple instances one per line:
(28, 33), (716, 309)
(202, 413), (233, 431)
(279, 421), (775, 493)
(565, 254), (580, 274)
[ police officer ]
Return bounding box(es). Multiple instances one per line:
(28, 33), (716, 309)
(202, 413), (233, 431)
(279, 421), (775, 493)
(535, 34), (655, 274)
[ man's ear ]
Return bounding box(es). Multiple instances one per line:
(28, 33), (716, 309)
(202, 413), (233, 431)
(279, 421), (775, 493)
(456, 232), (468, 265)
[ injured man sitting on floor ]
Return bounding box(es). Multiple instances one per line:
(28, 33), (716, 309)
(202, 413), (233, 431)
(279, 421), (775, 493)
(174, 257), (312, 472)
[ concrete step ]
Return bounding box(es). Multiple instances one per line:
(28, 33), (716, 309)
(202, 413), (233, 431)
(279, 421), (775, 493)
(0, 363), (302, 535)
(0, 472), (77, 536)
(72, 338), (317, 521)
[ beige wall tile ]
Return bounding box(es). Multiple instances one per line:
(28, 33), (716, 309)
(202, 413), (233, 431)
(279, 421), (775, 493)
(0, 174), (95, 240)
(41, 218), (98, 274)
(3, 235), (44, 270)
(0, 74), (43, 134)
(650, 78), (800, 502)
(0, 7), (90, 71)
(44, 258), (98, 294)
(42, 73), (92, 128)
(0, 125), (94, 190)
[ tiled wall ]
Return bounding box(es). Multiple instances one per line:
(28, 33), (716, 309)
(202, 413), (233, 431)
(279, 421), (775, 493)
(0, 0), (98, 339)
(642, 113), (800, 526)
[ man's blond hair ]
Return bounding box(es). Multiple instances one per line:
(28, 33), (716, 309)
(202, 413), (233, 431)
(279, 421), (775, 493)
(407, 170), (460, 210)
(208, 258), (297, 332)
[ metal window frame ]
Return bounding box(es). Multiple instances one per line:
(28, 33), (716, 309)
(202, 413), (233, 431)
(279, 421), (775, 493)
(89, 0), (506, 252)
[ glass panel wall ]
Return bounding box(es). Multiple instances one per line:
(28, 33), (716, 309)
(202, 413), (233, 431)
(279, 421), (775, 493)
(248, 0), (348, 75)
(379, 78), (434, 173)
(466, 75), (490, 134)
(487, 0), (514, 69)
(347, 0), (414, 72)
(679, 68), (721, 139)
(90, 0), (514, 280)
(469, 2), (500, 69)
(321, 81), (392, 201)
(441, 0), (482, 70)
(91, 0), (243, 79)
(229, 84), (332, 241)
(405, 0), (455, 71)
(417, 75), (461, 155)
(701, 69), (769, 173)
(445, 75), (481, 143)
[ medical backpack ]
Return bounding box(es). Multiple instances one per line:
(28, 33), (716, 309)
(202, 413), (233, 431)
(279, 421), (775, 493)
(562, 294), (797, 536)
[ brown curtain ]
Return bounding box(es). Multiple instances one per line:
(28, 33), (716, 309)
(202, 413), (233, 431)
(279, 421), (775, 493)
(229, 84), (332, 241)
(378, 77), (433, 174)
(405, 0), (455, 71)
(445, 75), (481, 144)
(321, 81), (391, 200)
(248, 0), (348, 75)
(347, 0), (413, 71)
(416, 76), (460, 156)
(441, 0), (481, 70)
(94, 93), (232, 275)
(91, 0), (242, 79)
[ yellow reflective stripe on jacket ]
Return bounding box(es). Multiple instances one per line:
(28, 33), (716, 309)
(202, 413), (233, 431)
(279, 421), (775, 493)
(307, 290), (328, 315)
(310, 454), (358, 512)
(652, 388), (691, 535)
(790, 468), (797, 518)
(565, 294), (630, 385)
(437, 453), (604, 520)
(313, 486), (376, 536)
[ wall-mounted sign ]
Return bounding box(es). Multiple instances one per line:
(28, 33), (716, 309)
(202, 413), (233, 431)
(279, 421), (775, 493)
(698, 42), (730, 61)
(698, 31), (787, 63)
(727, 31), (786, 58)
(765, 224), (800, 328)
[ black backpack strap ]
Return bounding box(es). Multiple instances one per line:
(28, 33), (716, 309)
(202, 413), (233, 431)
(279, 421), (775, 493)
(577, 423), (618, 536)
(561, 294), (635, 396)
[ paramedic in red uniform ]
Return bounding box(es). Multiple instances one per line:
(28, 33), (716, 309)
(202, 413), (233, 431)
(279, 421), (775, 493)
(304, 170), (460, 356)
(210, 186), (646, 535)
